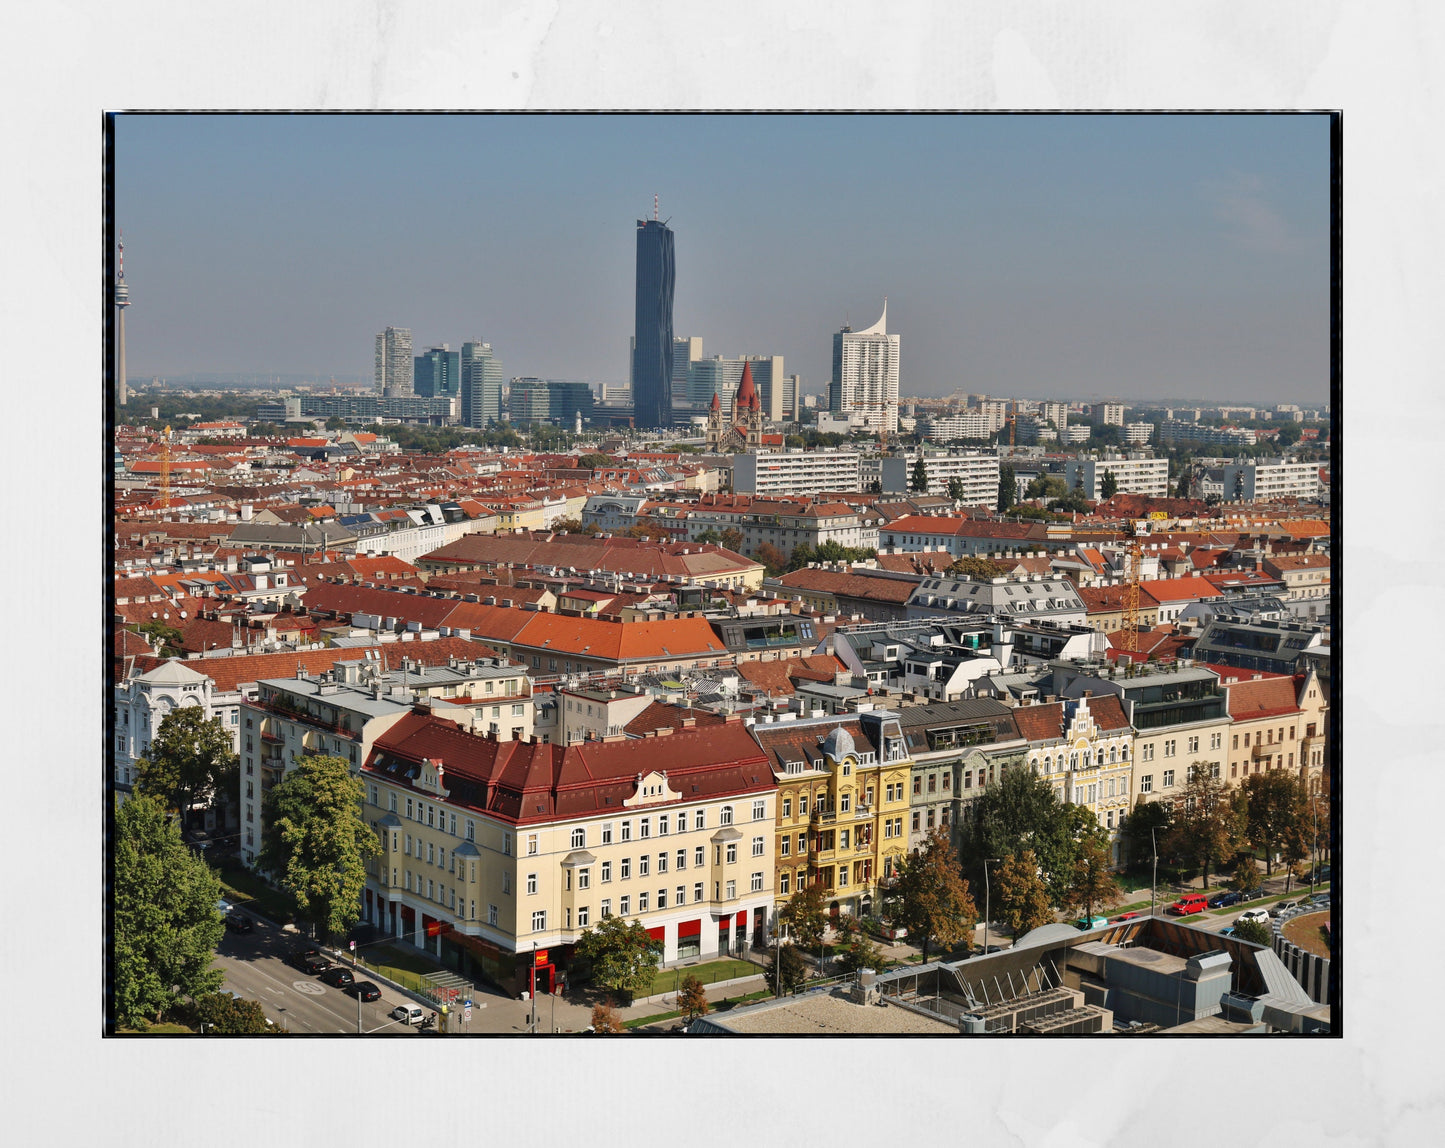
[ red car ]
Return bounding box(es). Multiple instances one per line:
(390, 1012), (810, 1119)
(1112, 911), (1142, 922)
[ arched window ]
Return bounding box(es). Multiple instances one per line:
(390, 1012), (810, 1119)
(570, 827), (585, 849)
(720, 805), (733, 826)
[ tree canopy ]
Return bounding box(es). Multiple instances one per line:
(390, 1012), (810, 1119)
(997, 464), (1017, 512)
(989, 850), (1055, 939)
(133, 706), (239, 830)
(1100, 469), (1119, 500)
(910, 457), (930, 493)
(575, 916), (662, 1003)
(589, 1000), (626, 1033)
(889, 828), (978, 962)
(946, 555), (1007, 581)
(136, 619), (185, 658)
(114, 795), (225, 1027)
(831, 915), (886, 976)
(258, 753), (377, 941)
(192, 992), (277, 1035)
(947, 476), (967, 502)
(1062, 833), (1121, 920)
(766, 943), (809, 995)
(676, 975), (711, 1022)
(1165, 763), (1242, 889)
(778, 881), (828, 949)
(1241, 772), (1307, 876)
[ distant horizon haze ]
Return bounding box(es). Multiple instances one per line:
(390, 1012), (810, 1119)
(115, 113), (1330, 405)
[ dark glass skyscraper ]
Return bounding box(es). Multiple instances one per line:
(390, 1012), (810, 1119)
(632, 217), (675, 428)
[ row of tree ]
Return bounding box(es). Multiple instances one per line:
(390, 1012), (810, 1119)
(1120, 765), (1329, 891)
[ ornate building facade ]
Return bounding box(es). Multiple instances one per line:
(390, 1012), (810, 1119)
(706, 360), (765, 453)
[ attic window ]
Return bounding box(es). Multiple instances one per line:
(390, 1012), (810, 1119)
(692, 784), (699, 792)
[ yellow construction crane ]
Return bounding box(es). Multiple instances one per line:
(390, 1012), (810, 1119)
(1119, 519), (1147, 654)
(159, 424), (172, 508)
(1008, 400), (1016, 448)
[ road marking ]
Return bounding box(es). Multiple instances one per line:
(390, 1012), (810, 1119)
(292, 980), (326, 995)
(261, 986), (283, 996)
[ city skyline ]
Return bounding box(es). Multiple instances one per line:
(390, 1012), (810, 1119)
(115, 113), (1330, 403)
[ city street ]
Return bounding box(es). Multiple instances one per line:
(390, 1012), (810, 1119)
(214, 918), (420, 1035)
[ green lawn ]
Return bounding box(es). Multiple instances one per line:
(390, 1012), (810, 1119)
(624, 988), (776, 1030)
(118, 1022), (194, 1034)
(351, 943), (445, 995)
(643, 957), (760, 997)
(215, 860), (296, 924)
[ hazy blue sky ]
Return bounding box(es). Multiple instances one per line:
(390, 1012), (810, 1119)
(116, 113), (1329, 403)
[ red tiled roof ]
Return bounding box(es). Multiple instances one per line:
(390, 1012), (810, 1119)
(735, 655), (845, 697)
(1010, 695), (1131, 743)
(366, 710), (772, 824)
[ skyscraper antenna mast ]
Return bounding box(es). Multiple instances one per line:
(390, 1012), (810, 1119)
(654, 194), (659, 221)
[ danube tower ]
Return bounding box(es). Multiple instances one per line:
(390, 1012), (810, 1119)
(632, 198), (676, 429)
(114, 232), (130, 406)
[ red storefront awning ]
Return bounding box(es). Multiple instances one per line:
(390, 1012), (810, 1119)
(736, 910), (747, 930)
(678, 919), (701, 938)
(647, 926), (665, 941)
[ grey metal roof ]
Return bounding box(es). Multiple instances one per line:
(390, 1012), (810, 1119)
(895, 698), (1015, 728)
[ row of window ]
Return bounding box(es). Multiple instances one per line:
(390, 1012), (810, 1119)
(529, 873), (766, 932)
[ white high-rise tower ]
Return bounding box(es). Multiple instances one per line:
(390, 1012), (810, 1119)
(829, 298), (899, 435)
(374, 326), (414, 396)
(115, 232), (130, 406)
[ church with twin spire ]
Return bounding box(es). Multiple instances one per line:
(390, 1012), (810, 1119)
(705, 360), (766, 453)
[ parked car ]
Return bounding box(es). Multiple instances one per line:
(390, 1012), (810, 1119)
(1075, 915), (1108, 930)
(287, 950), (331, 974)
(1239, 888), (1264, 902)
(1112, 911), (1142, 922)
(1236, 908), (1271, 926)
(1167, 895), (1210, 916)
(1309, 891), (1331, 906)
(1314, 866), (1331, 884)
(391, 1003), (426, 1025)
(1219, 926), (1237, 937)
(1269, 899), (1301, 917)
(345, 980), (381, 1002)
(1208, 891), (1243, 909)
(224, 912), (254, 933)
(319, 966), (355, 989)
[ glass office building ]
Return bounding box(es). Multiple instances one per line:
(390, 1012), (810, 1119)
(632, 217), (676, 428)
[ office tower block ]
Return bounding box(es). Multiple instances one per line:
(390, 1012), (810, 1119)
(830, 299), (899, 434)
(414, 345), (460, 399)
(375, 327), (414, 396)
(461, 340), (503, 428)
(632, 210), (676, 428)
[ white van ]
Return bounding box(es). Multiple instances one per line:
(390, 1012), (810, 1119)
(390, 1003), (426, 1025)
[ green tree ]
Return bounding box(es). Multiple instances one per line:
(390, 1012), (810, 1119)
(137, 619), (185, 657)
(550, 516), (585, 533)
(1165, 763), (1240, 890)
(577, 452), (616, 469)
(1230, 855), (1261, 893)
(589, 1000), (626, 1033)
(997, 464), (1016, 512)
(1100, 469), (1119, 500)
(947, 476), (966, 502)
(766, 943), (809, 994)
(960, 763), (1070, 895)
(719, 527), (745, 553)
(133, 706), (240, 831)
(575, 916), (662, 1004)
(1231, 918), (1272, 946)
(832, 915), (886, 976)
(694, 527), (722, 545)
(114, 795), (225, 1027)
(192, 992), (276, 1034)
(946, 555), (1006, 581)
(890, 828), (979, 962)
(1120, 799), (1173, 871)
(778, 881), (828, 950)
(910, 457), (930, 493)
(676, 974), (711, 1022)
(1276, 422), (1303, 447)
(991, 849), (1055, 939)
(1241, 772), (1307, 876)
(1024, 474), (1068, 502)
(1175, 473), (1192, 499)
(1063, 834), (1122, 921)
(258, 754), (378, 942)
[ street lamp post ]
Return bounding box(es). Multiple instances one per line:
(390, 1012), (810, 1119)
(1310, 795), (1318, 893)
(1151, 827), (1158, 917)
(351, 939), (360, 1034)
(983, 859), (1000, 953)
